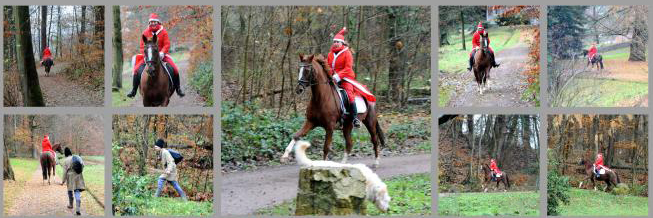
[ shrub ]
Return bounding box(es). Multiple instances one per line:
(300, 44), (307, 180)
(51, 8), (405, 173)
(189, 60), (213, 106)
(547, 149), (570, 215)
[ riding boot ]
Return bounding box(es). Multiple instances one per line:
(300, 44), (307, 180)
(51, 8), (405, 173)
(350, 101), (361, 128)
(173, 72), (185, 97)
(467, 50), (475, 71)
(126, 66), (143, 98)
(490, 51), (500, 68)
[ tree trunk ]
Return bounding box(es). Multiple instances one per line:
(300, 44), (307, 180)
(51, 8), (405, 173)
(40, 6), (47, 58)
(48, 6), (53, 49)
(14, 6), (45, 106)
(628, 9), (647, 61)
(94, 6), (105, 49)
(460, 9), (466, 50)
(79, 5), (86, 45)
(386, 6), (403, 102)
(56, 6), (62, 57)
(112, 6), (123, 89)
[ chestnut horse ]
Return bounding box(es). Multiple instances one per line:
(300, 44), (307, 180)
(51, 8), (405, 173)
(40, 143), (63, 185)
(281, 54), (386, 167)
(140, 34), (174, 106)
(481, 163), (510, 192)
(579, 159), (620, 191)
(473, 31), (492, 95)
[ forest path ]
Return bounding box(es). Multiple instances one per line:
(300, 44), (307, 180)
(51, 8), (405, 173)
(447, 45), (534, 107)
(37, 61), (104, 106)
(221, 153), (431, 215)
(5, 166), (89, 216)
(127, 55), (206, 107)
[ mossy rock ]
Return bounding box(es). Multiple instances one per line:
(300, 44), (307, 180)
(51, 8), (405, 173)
(295, 166), (367, 215)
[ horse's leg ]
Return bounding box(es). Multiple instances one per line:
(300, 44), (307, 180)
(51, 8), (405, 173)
(591, 177), (597, 191)
(342, 124), (354, 163)
(323, 128), (334, 161)
(281, 121), (315, 162)
(363, 113), (381, 167)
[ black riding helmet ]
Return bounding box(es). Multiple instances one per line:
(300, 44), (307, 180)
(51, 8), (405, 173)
(64, 147), (72, 157)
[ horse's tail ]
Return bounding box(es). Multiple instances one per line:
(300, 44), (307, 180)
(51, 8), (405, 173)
(376, 121), (386, 148)
(505, 173), (511, 189)
(615, 171), (621, 184)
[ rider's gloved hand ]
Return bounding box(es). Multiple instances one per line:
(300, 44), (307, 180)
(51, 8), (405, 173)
(332, 74), (341, 83)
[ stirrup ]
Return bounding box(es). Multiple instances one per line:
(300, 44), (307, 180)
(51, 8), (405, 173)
(353, 119), (361, 128)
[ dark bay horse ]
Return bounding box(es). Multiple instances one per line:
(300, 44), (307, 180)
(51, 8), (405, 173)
(579, 159), (620, 192)
(42, 58), (54, 76)
(140, 34), (174, 107)
(281, 54), (386, 167)
(481, 163), (510, 192)
(582, 50), (604, 70)
(40, 143), (63, 185)
(473, 31), (491, 95)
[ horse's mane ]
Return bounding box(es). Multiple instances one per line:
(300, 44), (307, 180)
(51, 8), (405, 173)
(313, 54), (331, 73)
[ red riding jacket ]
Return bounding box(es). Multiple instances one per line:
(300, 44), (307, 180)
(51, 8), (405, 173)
(490, 159), (501, 174)
(594, 154), (604, 169)
(327, 46), (355, 80)
(43, 47), (52, 59)
(42, 136), (53, 153)
(472, 30), (490, 48)
(140, 24), (171, 55)
(588, 45), (598, 59)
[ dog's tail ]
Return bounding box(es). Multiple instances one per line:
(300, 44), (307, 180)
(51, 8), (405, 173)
(376, 121), (386, 148)
(294, 141), (313, 166)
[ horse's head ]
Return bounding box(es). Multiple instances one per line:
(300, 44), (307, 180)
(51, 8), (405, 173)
(142, 34), (161, 77)
(480, 31), (489, 50)
(53, 143), (63, 154)
(296, 54), (316, 94)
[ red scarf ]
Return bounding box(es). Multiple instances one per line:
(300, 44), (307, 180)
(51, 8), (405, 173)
(330, 45), (345, 54)
(148, 24), (162, 33)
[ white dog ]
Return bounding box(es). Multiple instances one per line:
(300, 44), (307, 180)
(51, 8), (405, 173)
(294, 140), (391, 212)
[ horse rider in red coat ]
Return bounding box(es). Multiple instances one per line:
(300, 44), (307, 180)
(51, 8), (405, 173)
(42, 134), (55, 159)
(40, 46), (53, 65)
(127, 13), (185, 98)
(467, 22), (500, 71)
(594, 153), (605, 178)
(327, 27), (376, 128)
(490, 158), (502, 179)
(587, 43), (598, 61)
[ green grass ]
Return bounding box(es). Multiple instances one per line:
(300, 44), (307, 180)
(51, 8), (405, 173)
(256, 173), (431, 216)
(438, 191), (539, 216)
(439, 26), (523, 74)
(558, 78), (647, 107)
(120, 196), (213, 216)
(557, 188), (648, 216)
(438, 84), (453, 107)
(7, 158), (40, 182)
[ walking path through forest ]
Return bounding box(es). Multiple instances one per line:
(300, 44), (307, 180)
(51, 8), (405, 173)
(37, 62), (103, 106)
(126, 57), (205, 107)
(221, 153), (431, 215)
(447, 44), (533, 107)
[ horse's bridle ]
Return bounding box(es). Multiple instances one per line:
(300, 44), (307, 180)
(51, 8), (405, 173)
(297, 62), (316, 88)
(144, 45), (160, 76)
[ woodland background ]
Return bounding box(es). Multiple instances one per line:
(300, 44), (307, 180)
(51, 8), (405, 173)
(4, 6), (104, 106)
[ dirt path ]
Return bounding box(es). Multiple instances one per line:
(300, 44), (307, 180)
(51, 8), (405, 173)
(127, 57), (206, 107)
(221, 153), (431, 215)
(446, 45), (534, 107)
(37, 62), (104, 107)
(5, 167), (87, 216)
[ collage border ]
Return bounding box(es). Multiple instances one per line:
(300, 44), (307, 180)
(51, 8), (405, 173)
(0, 1), (649, 218)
